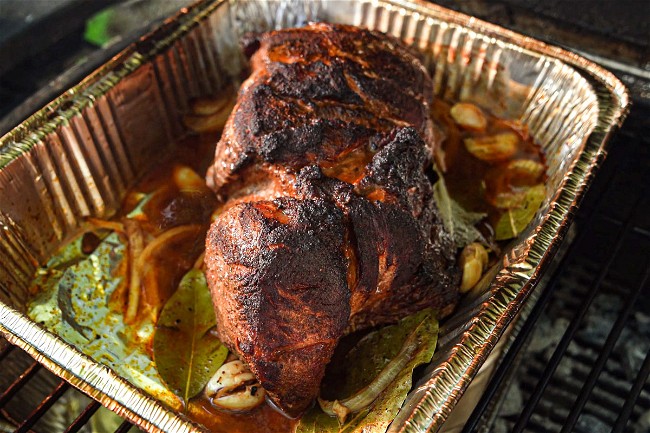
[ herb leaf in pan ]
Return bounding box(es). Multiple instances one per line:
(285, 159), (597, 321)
(433, 170), (487, 248)
(296, 309), (438, 433)
(494, 184), (545, 240)
(154, 269), (228, 406)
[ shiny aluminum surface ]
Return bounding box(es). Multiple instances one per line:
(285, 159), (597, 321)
(0, 0), (629, 432)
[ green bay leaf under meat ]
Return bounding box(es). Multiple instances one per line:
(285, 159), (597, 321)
(153, 268), (228, 406)
(296, 309), (438, 433)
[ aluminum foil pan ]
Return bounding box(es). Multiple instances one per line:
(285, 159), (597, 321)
(0, 0), (629, 432)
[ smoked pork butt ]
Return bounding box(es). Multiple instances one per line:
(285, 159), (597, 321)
(204, 23), (460, 416)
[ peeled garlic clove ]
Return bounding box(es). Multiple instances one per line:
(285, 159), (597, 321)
(459, 242), (488, 293)
(450, 102), (488, 132)
(506, 159), (545, 186)
(206, 360), (265, 411)
(172, 166), (206, 191)
(205, 361), (255, 395)
(211, 385), (265, 411)
(492, 189), (529, 209)
(464, 132), (519, 162)
(486, 159), (545, 209)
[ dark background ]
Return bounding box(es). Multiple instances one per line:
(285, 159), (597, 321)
(0, 0), (648, 134)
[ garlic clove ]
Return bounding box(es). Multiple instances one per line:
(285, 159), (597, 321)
(464, 132), (519, 162)
(459, 242), (489, 293)
(450, 102), (488, 132)
(205, 360), (265, 411)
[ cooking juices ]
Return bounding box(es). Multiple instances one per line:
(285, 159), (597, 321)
(27, 98), (544, 432)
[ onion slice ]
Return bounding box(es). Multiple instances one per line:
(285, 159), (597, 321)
(124, 219), (145, 324)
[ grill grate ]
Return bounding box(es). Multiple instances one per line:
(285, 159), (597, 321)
(63, 401), (101, 433)
(463, 108), (650, 433)
(0, 340), (135, 432)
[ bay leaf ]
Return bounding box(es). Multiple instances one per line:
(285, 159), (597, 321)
(153, 268), (228, 405)
(433, 171), (487, 248)
(56, 233), (126, 341)
(296, 309), (439, 433)
(28, 232), (180, 405)
(494, 184), (545, 240)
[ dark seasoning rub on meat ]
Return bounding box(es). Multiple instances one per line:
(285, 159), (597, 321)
(204, 23), (460, 417)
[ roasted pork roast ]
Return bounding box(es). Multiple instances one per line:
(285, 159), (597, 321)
(204, 23), (460, 416)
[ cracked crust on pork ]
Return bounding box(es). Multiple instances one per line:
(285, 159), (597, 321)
(204, 23), (460, 416)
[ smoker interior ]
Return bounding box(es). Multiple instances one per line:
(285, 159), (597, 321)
(0, 1), (647, 432)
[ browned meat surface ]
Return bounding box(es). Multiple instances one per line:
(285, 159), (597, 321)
(204, 23), (459, 417)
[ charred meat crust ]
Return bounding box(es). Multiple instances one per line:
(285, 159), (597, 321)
(204, 23), (459, 416)
(208, 23), (434, 191)
(206, 198), (349, 414)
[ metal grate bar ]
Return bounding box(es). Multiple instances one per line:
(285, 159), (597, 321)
(0, 344), (14, 363)
(510, 196), (644, 433)
(559, 262), (650, 432)
(460, 166), (625, 433)
(63, 400), (102, 433)
(461, 225), (595, 433)
(634, 225), (650, 239)
(0, 361), (41, 409)
(15, 380), (70, 433)
(114, 419), (134, 433)
(612, 349), (650, 432)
